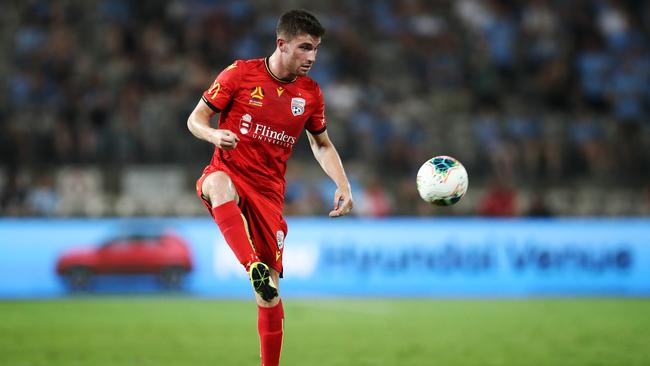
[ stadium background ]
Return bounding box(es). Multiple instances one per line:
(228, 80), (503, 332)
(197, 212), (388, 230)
(2, 1), (650, 365)
(2, 0), (649, 217)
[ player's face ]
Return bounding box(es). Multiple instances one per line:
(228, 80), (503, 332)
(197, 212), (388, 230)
(281, 33), (321, 77)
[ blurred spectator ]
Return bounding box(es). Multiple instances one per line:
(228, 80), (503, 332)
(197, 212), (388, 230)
(569, 106), (611, 179)
(473, 105), (516, 182)
(521, 0), (561, 69)
(526, 190), (553, 217)
(477, 178), (517, 217)
(356, 176), (394, 217)
(0, 171), (30, 216)
(480, 1), (518, 81)
(608, 52), (647, 122)
(596, 0), (633, 52)
(26, 173), (59, 216)
(505, 101), (543, 181)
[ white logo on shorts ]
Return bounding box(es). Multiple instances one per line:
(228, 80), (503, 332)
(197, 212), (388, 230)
(276, 230), (285, 250)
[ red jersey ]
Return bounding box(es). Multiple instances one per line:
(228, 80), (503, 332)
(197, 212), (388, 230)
(201, 58), (326, 207)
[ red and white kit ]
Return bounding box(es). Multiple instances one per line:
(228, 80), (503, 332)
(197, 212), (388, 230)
(196, 58), (326, 273)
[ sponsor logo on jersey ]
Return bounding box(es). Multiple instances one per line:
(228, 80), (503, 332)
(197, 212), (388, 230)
(239, 114), (252, 134)
(276, 87), (285, 97)
(249, 86), (264, 107)
(291, 97), (305, 116)
(253, 124), (296, 147)
(241, 115), (297, 148)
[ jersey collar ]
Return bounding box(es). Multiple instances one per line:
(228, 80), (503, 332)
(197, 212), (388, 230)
(264, 57), (298, 83)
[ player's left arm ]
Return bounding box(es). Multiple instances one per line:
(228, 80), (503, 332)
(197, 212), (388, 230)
(307, 131), (353, 217)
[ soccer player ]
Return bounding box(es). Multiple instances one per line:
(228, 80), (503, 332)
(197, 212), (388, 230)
(187, 9), (353, 366)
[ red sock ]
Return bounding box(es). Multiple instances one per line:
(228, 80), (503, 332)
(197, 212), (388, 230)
(258, 300), (284, 366)
(212, 200), (259, 270)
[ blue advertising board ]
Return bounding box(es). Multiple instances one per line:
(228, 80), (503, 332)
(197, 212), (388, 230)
(0, 218), (648, 298)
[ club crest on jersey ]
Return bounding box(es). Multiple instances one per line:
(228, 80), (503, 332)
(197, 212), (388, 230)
(249, 86), (264, 107)
(239, 114), (252, 134)
(291, 97), (306, 116)
(276, 230), (284, 250)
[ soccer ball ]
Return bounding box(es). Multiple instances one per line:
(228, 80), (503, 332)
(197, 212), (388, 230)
(416, 156), (468, 206)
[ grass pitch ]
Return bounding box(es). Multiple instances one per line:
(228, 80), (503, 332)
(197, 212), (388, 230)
(1, 298), (649, 366)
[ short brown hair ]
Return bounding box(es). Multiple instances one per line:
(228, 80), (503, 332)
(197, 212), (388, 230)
(276, 9), (325, 40)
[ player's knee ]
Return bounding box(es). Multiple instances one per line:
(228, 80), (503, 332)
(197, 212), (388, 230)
(203, 172), (238, 206)
(256, 295), (281, 308)
(208, 190), (236, 207)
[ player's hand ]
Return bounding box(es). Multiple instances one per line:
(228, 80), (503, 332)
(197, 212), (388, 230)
(329, 186), (353, 217)
(212, 129), (240, 150)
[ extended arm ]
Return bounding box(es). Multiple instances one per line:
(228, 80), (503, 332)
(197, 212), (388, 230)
(187, 100), (239, 149)
(307, 131), (353, 217)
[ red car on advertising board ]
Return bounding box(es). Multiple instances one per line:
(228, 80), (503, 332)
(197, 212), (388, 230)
(56, 230), (193, 290)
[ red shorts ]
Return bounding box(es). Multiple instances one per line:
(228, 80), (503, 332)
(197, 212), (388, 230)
(196, 167), (287, 274)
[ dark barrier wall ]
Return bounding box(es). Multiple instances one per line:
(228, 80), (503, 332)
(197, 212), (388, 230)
(0, 218), (648, 298)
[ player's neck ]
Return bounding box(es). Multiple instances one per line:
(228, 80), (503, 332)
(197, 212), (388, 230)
(267, 52), (297, 82)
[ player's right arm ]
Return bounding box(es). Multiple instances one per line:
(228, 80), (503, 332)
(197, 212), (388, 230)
(187, 60), (243, 150)
(187, 101), (239, 150)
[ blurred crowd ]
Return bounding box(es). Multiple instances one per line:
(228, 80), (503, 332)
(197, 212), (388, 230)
(1, 0), (649, 217)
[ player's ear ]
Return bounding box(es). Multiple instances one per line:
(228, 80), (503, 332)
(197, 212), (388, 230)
(277, 38), (288, 53)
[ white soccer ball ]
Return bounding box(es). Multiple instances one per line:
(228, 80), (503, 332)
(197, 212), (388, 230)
(416, 156), (469, 206)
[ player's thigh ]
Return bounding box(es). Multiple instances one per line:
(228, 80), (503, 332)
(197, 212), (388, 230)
(201, 171), (239, 206)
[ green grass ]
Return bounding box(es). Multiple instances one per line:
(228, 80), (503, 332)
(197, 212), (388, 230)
(1, 298), (649, 366)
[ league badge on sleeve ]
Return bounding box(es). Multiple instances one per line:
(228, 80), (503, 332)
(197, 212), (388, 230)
(291, 97), (306, 116)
